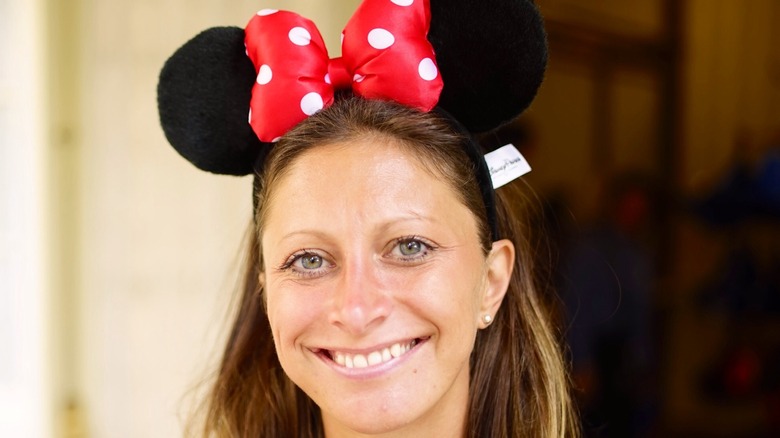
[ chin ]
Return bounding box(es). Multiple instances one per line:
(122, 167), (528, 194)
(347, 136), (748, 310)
(322, 403), (420, 436)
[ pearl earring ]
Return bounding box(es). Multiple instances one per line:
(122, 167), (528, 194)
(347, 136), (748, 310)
(483, 314), (493, 326)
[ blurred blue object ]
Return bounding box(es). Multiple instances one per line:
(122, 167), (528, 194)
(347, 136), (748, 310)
(755, 149), (780, 216)
(692, 148), (780, 225)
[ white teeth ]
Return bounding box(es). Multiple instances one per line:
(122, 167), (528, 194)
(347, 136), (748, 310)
(352, 354), (368, 368)
(367, 351), (383, 366)
(330, 340), (417, 369)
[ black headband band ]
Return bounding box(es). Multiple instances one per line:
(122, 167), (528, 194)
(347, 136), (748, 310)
(465, 138), (501, 242)
(434, 107), (500, 242)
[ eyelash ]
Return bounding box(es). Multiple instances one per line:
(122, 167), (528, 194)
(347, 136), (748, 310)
(277, 249), (332, 278)
(276, 236), (438, 278)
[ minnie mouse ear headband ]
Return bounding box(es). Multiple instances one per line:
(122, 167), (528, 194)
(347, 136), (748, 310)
(157, 0), (547, 237)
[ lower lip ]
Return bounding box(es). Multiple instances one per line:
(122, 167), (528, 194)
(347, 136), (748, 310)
(314, 338), (426, 379)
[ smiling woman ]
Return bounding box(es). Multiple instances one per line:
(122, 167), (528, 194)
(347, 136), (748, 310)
(221, 98), (572, 437)
(157, 0), (577, 436)
(258, 100), (513, 437)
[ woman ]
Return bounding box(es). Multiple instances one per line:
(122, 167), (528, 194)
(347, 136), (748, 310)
(208, 97), (576, 437)
(157, 0), (577, 436)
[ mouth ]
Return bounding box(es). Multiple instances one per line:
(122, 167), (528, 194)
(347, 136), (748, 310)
(320, 338), (423, 369)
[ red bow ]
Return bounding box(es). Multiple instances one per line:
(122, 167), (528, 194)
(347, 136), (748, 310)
(245, 0), (443, 142)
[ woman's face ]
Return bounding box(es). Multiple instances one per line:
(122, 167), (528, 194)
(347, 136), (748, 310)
(261, 138), (511, 436)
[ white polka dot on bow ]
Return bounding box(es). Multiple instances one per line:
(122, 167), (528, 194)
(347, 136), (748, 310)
(248, 108), (252, 124)
(257, 9), (278, 16)
(418, 58), (438, 81)
(324, 73), (331, 84)
(300, 92), (324, 116)
(368, 28), (395, 50)
(289, 27), (312, 46)
(391, 0), (414, 6)
(353, 73), (366, 83)
(257, 64), (273, 85)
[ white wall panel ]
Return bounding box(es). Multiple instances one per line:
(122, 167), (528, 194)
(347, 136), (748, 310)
(0, 0), (50, 436)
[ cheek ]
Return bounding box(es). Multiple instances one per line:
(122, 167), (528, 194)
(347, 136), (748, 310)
(265, 282), (326, 356)
(398, 258), (486, 326)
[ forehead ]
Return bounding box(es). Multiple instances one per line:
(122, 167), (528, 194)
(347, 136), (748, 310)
(261, 138), (477, 240)
(287, 135), (441, 186)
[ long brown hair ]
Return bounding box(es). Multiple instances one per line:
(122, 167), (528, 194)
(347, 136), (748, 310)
(195, 97), (577, 437)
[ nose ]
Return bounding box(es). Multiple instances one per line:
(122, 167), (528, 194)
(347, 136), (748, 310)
(328, 256), (391, 335)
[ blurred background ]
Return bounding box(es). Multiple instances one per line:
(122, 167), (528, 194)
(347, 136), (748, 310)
(1, 0), (779, 436)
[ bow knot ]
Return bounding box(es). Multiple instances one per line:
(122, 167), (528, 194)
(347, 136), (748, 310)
(245, 0), (443, 143)
(327, 58), (353, 90)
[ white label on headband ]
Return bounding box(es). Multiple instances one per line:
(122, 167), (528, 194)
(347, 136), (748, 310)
(485, 144), (531, 189)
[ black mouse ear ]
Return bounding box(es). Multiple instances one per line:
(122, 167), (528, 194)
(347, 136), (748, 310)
(157, 26), (270, 176)
(429, 0), (548, 134)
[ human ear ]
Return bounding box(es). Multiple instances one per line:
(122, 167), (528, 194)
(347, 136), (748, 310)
(479, 239), (515, 327)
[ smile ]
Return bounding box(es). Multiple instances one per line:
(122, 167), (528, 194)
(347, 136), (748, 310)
(328, 339), (420, 369)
